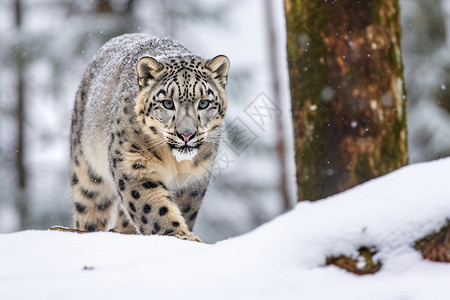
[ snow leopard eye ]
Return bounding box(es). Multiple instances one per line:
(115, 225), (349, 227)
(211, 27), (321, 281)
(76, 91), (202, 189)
(198, 100), (210, 110)
(162, 100), (174, 110)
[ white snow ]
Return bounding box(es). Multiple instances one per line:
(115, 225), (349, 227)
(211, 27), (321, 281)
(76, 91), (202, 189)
(1, 158), (450, 299)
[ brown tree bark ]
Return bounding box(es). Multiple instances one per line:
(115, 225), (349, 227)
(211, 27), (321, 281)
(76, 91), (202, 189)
(415, 222), (450, 262)
(96, 0), (113, 14)
(284, 0), (408, 201)
(326, 246), (381, 275)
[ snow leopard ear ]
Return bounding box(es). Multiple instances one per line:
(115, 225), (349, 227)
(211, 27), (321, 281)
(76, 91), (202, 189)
(206, 55), (230, 87)
(137, 57), (164, 88)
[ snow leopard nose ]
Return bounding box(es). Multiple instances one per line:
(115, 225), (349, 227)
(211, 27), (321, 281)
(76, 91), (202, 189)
(177, 131), (196, 143)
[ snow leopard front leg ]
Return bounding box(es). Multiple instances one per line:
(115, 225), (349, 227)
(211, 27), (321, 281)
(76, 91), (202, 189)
(110, 153), (201, 242)
(173, 184), (208, 231)
(120, 177), (200, 241)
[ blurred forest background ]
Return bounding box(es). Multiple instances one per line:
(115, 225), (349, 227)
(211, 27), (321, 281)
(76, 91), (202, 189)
(0, 0), (449, 243)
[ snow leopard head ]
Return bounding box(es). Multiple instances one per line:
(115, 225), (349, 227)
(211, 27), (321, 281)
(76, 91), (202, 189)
(135, 55), (229, 162)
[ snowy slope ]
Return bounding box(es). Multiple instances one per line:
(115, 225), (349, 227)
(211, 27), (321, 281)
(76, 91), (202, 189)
(1, 158), (450, 300)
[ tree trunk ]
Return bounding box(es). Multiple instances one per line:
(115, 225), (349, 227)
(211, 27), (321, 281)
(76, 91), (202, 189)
(96, 0), (113, 14)
(263, 0), (291, 211)
(284, 0), (408, 201)
(15, 0), (28, 229)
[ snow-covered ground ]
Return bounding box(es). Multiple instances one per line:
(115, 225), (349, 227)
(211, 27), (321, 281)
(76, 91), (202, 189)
(1, 158), (450, 300)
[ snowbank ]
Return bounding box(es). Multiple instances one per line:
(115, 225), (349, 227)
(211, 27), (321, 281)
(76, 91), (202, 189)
(1, 158), (450, 300)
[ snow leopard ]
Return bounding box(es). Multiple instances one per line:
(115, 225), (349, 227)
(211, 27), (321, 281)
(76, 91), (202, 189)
(69, 33), (230, 242)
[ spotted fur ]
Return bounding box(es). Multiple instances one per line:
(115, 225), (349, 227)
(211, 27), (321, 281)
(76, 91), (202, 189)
(70, 34), (229, 241)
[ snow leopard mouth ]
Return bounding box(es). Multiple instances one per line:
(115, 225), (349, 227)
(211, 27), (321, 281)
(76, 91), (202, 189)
(179, 145), (196, 150)
(168, 143), (199, 151)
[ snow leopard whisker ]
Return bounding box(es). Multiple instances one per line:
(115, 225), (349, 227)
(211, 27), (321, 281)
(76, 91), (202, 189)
(146, 140), (167, 153)
(148, 143), (168, 153)
(204, 136), (223, 144)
